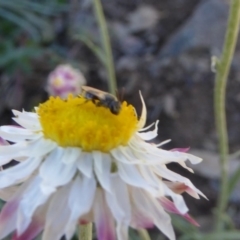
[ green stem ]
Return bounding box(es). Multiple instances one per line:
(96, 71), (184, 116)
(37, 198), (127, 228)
(214, 0), (240, 231)
(93, 0), (117, 95)
(78, 223), (92, 240)
(138, 229), (151, 240)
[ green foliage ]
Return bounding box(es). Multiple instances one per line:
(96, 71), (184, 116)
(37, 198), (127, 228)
(0, 0), (69, 73)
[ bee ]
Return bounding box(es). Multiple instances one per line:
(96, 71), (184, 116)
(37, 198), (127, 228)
(80, 86), (122, 115)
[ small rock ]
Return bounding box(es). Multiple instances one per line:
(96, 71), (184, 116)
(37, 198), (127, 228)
(116, 56), (139, 71)
(162, 94), (178, 118)
(128, 5), (160, 32)
(159, 0), (229, 58)
(111, 21), (145, 55)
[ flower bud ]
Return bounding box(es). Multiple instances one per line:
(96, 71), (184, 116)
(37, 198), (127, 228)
(46, 64), (86, 99)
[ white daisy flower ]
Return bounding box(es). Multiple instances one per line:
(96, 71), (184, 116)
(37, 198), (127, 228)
(0, 92), (205, 240)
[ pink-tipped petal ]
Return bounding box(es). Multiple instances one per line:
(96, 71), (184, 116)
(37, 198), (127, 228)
(42, 186), (72, 240)
(164, 181), (189, 194)
(132, 188), (175, 240)
(165, 181), (205, 200)
(160, 197), (199, 227)
(131, 204), (154, 229)
(0, 200), (19, 238)
(155, 166), (205, 199)
(13, 197), (48, 240)
(12, 215), (43, 240)
(0, 137), (9, 146)
(94, 189), (116, 240)
(170, 148), (190, 153)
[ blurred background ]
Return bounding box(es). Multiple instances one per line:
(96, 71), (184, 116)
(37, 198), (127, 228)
(1, 0), (240, 239)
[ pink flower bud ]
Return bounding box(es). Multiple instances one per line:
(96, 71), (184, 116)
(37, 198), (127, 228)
(46, 64), (86, 99)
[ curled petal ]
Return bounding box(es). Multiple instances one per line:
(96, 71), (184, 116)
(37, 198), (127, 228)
(164, 181), (191, 195)
(137, 91), (147, 130)
(137, 120), (159, 141)
(170, 148), (190, 153)
(160, 197), (199, 227)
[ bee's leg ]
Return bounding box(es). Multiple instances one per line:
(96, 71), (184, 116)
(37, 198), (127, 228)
(78, 99), (89, 106)
(95, 102), (103, 108)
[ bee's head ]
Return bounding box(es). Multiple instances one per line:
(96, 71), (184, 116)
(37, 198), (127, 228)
(110, 101), (121, 115)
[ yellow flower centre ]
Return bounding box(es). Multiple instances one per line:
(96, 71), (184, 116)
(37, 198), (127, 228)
(38, 96), (138, 152)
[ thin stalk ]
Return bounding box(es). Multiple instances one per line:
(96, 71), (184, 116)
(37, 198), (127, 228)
(78, 223), (92, 240)
(214, 0), (240, 231)
(93, 0), (117, 95)
(138, 229), (151, 240)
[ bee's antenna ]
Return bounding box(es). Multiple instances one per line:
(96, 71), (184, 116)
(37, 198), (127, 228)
(116, 87), (125, 102)
(115, 89), (119, 100)
(119, 87), (125, 102)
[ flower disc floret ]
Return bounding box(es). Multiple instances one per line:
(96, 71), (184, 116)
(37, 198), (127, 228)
(38, 96), (138, 152)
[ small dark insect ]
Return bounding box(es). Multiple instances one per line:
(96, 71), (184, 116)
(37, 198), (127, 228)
(80, 86), (122, 115)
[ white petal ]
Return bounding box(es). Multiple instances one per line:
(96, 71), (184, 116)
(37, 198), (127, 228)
(138, 122), (155, 132)
(12, 110), (38, 120)
(42, 185), (71, 240)
(117, 162), (158, 195)
(0, 156), (42, 188)
(111, 147), (141, 164)
(105, 174), (131, 223)
(39, 147), (77, 190)
(182, 153), (202, 164)
(0, 138), (56, 166)
(93, 189), (116, 240)
(0, 178), (36, 239)
(138, 165), (162, 193)
(62, 147), (80, 164)
(0, 200), (18, 238)
(169, 151), (202, 165)
(132, 188), (175, 240)
(65, 176), (96, 239)
(116, 223), (128, 240)
(130, 138), (195, 165)
(93, 151), (112, 192)
(0, 137), (9, 145)
(17, 176), (51, 235)
(163, 183), (188, 214)
(68, 176), (96, 217)
(15, 203), (47, 240)
(21, 138), (57, 158)
(0, 126), (41, 142)
(154, 166), (206, 199)
(12, 118), (41, 131)
(0, 185), (18, 201)
(178, 161), (194, 173)
(155, 139), (171, 147)
(77, 152), (93, 178)
(137, 91), (147, 129)
(12, 110), (41, 130)
(0, 142), (28, 165)
(137, 120), (159, 140)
